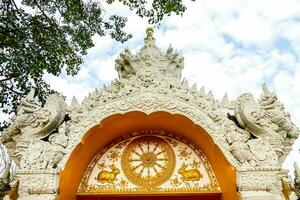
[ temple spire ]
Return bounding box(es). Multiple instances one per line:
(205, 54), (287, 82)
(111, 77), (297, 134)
(144, 27), (155, 46)
(115, 27), (184, 81)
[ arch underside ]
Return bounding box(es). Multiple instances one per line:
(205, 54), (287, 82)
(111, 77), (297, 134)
(57, 111), (239, 200)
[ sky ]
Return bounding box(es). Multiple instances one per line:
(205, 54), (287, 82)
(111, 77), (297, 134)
(4, 0), (300, 175)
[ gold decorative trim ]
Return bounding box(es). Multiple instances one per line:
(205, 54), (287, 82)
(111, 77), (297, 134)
(79, 184), (220, 195)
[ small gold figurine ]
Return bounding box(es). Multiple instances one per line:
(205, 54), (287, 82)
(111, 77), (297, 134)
(97, 164), (120, 182)
(178, 163), (202, 181)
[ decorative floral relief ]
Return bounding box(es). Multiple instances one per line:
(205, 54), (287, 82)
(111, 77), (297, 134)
(237, 170), (282, 194)
(107, 150), (120, 162)
(178, 147), (192, 161)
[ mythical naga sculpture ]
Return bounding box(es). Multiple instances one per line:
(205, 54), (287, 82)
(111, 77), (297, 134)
(234, 84), (299, 162)
(1, 89), (67, 162)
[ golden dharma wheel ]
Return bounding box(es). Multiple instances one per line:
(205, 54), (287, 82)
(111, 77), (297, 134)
(121, 136), (176, 187)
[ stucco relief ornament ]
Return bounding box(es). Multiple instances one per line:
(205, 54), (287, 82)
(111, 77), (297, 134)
(224, 121), (277, 167)
(64, 28), (228, 143)
(20, 123), (69, 170)
(234, 83), (299, 164)
(225, 121), (254, 167)
(1, 89), (67, 162)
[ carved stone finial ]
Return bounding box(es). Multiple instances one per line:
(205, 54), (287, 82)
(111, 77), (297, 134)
(199, 86), (205, 97)
(221, 93), (230, 107)
(206, 90), (214, 101)
(26, 88), (36, 101)
(262, 83), (272, 96)
(71, 96), (79, 108)
(144, 27), (155, 46)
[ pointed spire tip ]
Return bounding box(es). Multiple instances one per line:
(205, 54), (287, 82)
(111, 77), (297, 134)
(144, 27), (155, 45)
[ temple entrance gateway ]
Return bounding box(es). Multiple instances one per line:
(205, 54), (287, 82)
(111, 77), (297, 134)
(57, 111), (239, 200)
(2, 27), (297, 200)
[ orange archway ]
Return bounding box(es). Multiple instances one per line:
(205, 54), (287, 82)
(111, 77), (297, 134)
(57, 111), (240, 200)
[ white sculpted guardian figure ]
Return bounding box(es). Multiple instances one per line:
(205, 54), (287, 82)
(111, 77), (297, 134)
(234, 84), (299, 163)
(225, 122), (255, 167)
(224, 121), (277, 167)
(20, 123), (69, 170)
(1, 89), (67, 163)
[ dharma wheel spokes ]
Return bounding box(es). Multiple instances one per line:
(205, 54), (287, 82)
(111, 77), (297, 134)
(121, 136), (176, 187)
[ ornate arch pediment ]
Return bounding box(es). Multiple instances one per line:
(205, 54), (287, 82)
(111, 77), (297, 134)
(59, 91), (239, 170)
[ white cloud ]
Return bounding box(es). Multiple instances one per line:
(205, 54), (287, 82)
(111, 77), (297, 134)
(44, 74), (93, 105)
(88, 35), (115, 57)
(221, 11), (273, 45)
(94, 58), (118, 82)
(0, 112), (10, 123)
(262, 0), (300, 21)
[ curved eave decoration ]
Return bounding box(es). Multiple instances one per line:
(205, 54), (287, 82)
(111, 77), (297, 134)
(57, 111), (239, 200)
